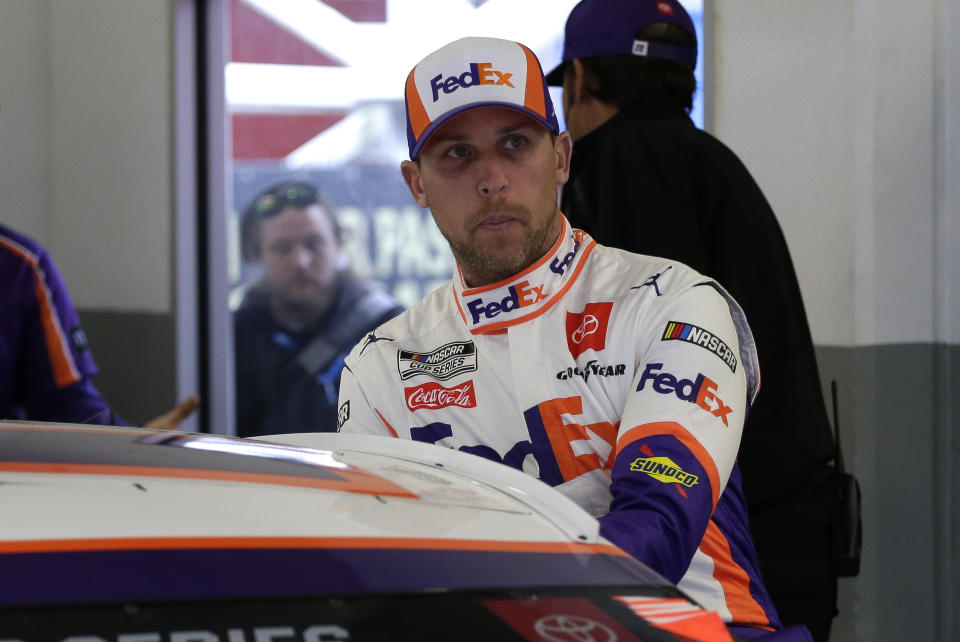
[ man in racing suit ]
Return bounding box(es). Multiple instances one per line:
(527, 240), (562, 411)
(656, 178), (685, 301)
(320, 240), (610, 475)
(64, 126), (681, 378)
(337, 36), (809, 641)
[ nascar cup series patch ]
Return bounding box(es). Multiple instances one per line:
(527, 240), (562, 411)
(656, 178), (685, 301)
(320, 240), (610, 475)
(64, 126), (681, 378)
(397, 341), (478, 381)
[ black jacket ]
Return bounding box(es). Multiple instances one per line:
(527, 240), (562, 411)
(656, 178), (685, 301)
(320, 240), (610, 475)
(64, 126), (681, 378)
(234, 276), (404, 437)
(562, 103), (836, 512)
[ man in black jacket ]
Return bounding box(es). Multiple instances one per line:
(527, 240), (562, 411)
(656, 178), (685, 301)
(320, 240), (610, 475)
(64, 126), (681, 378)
(546, 1), (841, 639)
(234, 181), (404, 437)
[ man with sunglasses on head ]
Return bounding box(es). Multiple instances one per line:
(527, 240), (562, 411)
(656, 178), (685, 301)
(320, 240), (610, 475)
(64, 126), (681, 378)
(234, 181), (404, 437)
(336, 36), (810, 641)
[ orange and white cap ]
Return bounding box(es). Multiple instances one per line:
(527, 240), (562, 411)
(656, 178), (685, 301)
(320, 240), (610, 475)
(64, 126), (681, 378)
(404, 37), (560, 159)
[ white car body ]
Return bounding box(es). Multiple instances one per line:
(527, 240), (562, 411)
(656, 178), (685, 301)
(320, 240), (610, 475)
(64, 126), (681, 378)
(0, 422), (734, 641)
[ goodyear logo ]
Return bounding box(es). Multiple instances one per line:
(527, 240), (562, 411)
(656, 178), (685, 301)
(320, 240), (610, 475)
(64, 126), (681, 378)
(662, 321), (737, 373)
(630, 456), (699, 487)
(431, 62), (514, 102)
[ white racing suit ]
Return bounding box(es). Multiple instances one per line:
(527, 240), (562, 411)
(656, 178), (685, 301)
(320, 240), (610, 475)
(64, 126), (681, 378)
(338, 216), (781, 632)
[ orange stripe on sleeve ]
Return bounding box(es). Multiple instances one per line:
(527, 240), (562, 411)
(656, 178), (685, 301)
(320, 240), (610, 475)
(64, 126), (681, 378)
(615, 421), (720, 510)
(701, 521), (773, 630)
(0, 236), (81, 388)
(374, 409), (400, 438)
(33, 270), (82, 388)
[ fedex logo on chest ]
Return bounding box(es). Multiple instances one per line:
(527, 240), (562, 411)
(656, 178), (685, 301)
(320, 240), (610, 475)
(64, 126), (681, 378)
(466, 280), (545, 324)
(431, 62), (514, 101)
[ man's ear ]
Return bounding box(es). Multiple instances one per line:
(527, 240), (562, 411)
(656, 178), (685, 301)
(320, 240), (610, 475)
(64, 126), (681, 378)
(401, 160), (429, 208)
(554, 131), (573, 185)
(570, 58), (588, 103)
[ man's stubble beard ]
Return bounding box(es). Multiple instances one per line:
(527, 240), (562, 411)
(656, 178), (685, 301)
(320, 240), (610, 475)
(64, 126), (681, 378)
(268, 271), (343, 331)
(444, 202), (559, 286)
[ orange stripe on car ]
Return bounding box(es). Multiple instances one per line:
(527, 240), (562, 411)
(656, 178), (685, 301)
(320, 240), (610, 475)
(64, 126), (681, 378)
(0, 536), (631, 557)
(0, 462), (417, 499)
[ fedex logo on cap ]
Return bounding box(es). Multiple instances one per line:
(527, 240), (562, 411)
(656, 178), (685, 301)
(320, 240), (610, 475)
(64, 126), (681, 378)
(431, 62), (515, 102)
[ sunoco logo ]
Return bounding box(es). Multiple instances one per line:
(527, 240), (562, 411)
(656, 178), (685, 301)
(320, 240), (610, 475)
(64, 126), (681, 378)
(630, 456), (699, 487)
(405, 380), (477, 411)
(397, 341), (477, 381)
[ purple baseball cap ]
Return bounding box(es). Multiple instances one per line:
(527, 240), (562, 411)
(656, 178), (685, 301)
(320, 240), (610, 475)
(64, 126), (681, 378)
(545, 0), (697, 86)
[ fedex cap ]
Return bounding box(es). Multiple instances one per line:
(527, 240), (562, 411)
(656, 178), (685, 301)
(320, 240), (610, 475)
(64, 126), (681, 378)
(545, 0), (697, 86)
(404, 37), (560, 159)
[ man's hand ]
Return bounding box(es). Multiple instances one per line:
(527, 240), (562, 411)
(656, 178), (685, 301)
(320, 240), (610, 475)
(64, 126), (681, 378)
(144, 396), (200, 430)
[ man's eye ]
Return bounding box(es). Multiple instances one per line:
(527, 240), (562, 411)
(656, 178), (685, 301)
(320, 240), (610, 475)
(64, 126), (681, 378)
(268, 241), (293, 256)
(303, 237), (325, 252)
(445, 144), (470, 159)
(503, 134), (527, 150)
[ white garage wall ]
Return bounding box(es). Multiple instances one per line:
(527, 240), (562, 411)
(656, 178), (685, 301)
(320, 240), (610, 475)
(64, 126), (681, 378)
(47, 0), (173, 313)
(711, 0), (948, 348)
(0, 1), (52, 243)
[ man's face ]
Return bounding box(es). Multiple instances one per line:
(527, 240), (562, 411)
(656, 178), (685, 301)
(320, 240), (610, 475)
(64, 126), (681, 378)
(401, 106), (572, 287)
(258, 204), (343, 306)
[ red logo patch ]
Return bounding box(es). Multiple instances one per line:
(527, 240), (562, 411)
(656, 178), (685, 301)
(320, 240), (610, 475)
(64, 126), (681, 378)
(405, 380), (477, 411)
(657, 1), (675, 15)
(566, 302), (613, 358)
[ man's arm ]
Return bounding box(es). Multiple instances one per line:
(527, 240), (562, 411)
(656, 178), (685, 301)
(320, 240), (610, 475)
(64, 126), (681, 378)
(337, 363), (398, 437)
(600, 284), (750, 583)
(15, 247), (124, 424)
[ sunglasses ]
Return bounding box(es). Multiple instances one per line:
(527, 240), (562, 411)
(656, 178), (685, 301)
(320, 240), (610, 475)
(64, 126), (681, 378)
(252, 184), (319, 217)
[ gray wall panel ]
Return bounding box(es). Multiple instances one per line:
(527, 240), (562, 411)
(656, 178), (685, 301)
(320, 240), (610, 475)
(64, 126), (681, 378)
(816, 344), (954, 641)
(78, 310), (176, 427)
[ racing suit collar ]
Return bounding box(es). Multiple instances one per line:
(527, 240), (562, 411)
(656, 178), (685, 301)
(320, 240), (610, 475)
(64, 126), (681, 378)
(453, 215), (596, 334)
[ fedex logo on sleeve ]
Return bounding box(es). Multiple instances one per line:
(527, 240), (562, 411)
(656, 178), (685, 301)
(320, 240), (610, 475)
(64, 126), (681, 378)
(431, 63), (515, 101)
(636, 362), (733, 426)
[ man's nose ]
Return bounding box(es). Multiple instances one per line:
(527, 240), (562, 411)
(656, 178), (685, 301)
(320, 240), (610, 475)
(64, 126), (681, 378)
(294, 245), (313, 267)
(477, 155), (509, 197)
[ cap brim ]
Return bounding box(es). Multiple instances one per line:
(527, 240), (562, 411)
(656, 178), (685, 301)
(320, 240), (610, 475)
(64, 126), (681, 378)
(410, 102), (559, 159)
(545, 62), (566, 86)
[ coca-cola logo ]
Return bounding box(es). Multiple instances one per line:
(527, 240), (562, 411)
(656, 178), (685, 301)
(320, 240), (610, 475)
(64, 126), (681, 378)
(405, 380), (477, 411)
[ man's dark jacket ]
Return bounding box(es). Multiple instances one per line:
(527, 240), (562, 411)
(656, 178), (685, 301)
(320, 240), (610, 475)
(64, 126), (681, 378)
(234, 276), (404, 437)
(562, 102), (838, 632)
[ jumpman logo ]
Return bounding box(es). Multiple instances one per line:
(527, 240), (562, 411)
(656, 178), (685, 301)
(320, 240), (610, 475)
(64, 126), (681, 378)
(360, 331), (394, 355)
(632, 265), (673, 297)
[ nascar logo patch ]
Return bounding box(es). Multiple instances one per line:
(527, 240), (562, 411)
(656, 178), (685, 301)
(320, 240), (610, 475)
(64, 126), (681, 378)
(397, 341), (477, 381)
(661, 321), (738, 373)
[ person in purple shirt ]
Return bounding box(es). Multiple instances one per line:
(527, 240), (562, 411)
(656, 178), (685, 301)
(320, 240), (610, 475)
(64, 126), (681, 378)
(0, 223), (196, 427)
